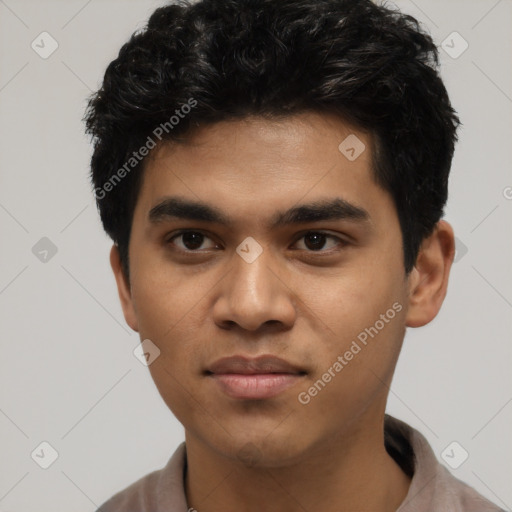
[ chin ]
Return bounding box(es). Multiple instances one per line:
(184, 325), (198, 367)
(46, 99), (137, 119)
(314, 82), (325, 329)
(210, 430), (312, 469)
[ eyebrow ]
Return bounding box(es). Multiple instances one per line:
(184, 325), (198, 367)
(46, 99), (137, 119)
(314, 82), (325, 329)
(148, 196), (370, 229)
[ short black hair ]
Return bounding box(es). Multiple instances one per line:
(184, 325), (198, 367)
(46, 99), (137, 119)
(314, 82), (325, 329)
(84, 0), (460, 280)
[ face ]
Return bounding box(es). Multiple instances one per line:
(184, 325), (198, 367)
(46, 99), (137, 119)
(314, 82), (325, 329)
(112, 112), (440, 467)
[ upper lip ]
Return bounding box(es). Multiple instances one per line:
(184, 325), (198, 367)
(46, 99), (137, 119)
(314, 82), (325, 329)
(206, 355), (306, 375)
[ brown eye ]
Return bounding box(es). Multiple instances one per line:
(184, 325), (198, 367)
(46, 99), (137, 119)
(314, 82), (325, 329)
(294, 231), (345, 252)
(304, 232), (328, 251)
(168, 231), (217, 252)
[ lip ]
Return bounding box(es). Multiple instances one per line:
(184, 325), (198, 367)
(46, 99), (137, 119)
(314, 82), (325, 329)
(206, 355), (306, 400)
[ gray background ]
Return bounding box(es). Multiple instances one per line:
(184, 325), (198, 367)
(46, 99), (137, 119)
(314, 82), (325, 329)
(0, 0), (511, 510)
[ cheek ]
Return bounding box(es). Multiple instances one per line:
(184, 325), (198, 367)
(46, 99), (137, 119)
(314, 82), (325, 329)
(132, 268), (206, 420)
(130, 251), (202, 339)
(297, 299), (406, 422)
(132, 285), (177, 342)
(297, 258), (407, 391)
(301, 260), (403, 335)
(129, 260), (220, 380)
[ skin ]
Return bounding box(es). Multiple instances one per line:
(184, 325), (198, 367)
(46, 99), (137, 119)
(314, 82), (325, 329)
(110, 111), (455, 512)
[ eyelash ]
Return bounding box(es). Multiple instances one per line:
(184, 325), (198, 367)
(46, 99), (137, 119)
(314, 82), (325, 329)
(165, 230), (348, 254)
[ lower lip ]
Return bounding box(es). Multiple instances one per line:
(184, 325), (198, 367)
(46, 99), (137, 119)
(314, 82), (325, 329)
(210, 373), (303, 399)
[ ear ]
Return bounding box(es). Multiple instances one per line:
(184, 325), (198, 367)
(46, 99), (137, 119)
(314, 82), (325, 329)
(110, 245), (139, 332)
(405, 220), (455, 328)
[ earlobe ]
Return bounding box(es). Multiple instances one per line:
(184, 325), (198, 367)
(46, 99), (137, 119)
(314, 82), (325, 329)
(110, 245), (139, 332)
(405, 220), (455, 328)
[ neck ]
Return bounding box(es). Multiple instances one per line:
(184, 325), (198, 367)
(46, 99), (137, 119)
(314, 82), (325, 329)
(184, 417), (411, 512)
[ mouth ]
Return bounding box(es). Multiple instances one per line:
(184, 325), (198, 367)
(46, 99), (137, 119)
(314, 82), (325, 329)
(205, 355), (307, 400)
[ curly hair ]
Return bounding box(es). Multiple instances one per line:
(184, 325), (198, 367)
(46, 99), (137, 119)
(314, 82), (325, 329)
(84, 0), (460, 280)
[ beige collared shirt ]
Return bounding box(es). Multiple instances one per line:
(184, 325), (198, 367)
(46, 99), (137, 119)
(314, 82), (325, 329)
(97, 416), (504, 511)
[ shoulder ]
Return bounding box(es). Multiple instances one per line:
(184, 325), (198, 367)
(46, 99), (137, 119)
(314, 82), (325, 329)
(96, 443), (187, 512)
(385, 416), (504, 512)
(434, 464), (505, 512)
(97, 466), (162, 512)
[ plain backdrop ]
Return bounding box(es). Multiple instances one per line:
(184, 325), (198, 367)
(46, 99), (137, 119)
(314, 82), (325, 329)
(0, 0), (511, 510)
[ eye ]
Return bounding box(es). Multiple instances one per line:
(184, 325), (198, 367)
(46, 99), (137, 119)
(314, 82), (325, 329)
(166, 230), (347, 254)
(292, 231), (346, 252)
(166, 230), (218, 252)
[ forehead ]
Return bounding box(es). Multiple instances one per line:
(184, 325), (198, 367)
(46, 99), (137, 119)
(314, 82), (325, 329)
(135, 112), (392, 229)
(148, 112), (371, 171)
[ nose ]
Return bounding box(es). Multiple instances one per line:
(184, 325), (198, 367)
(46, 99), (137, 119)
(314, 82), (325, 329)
(212, 246), (297, 333)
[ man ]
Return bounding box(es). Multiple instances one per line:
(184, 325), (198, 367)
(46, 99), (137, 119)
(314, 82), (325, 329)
(84, 0), (503, 510)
